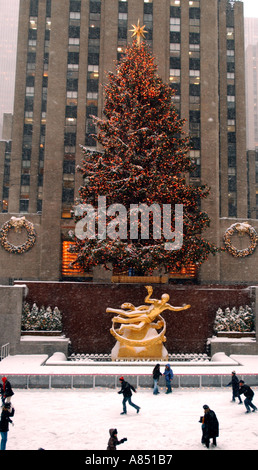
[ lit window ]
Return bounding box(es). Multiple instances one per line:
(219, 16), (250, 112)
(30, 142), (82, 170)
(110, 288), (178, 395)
(69, 38), (80, 45)
(119, 13), (127, 20)
(227, 28), (234, 39)
(189, 69), (200, 77)
(87, 92), (98, 100)
(70, 12), (80, 20)
(67, 91), (78, 98)
(29, 17), (37, 29)
(170, 17), (180, 32)
(62, 241), (90, 276)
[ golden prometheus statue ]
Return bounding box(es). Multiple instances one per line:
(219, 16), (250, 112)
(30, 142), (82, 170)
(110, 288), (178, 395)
(107, 286), (190, 361)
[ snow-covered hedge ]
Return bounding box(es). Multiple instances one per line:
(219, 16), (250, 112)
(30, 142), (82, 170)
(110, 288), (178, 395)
(21, 301), (63, 331)
(213, 305), (255, 333)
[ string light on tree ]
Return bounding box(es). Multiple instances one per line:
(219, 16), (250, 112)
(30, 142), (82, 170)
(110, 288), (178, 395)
(69, 29), (218, 275)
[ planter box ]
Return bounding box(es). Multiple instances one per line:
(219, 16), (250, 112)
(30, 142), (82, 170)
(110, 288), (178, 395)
(111, 275), (168, 284)
(217, 332), (256, 338)
(21, 330), (63, 336)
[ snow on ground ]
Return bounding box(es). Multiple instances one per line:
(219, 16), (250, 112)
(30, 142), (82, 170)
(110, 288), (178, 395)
(1, 353), (258, 453)
(4, 386), (258, 451)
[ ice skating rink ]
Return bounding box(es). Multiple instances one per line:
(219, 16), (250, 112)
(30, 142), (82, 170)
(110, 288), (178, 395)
(4, 386), (258, 451)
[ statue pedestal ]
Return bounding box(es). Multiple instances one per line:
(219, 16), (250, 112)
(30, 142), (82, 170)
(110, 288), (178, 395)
(111, 326), (168, 361)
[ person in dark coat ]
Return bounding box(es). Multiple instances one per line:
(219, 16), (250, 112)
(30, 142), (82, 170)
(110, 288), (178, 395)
(200, 405), (219, 448)
(152, 364), (162, 395)
(227, 371), (242, 404)
(0, 377), (14, 405)
(118, 377), (140, 415)
(163, 364), (173, 394)
(107, 428), (127, 450)
(0, 402), (15, 450)
(239, 380), (257, 413)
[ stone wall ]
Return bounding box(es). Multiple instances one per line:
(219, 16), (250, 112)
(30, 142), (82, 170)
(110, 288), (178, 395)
(0, 213), (42, 284)
(0, 285), (26, 354)
(15, 281), (253, 355)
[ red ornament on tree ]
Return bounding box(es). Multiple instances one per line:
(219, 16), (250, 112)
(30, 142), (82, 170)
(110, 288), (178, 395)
(69, 39), (218, 275)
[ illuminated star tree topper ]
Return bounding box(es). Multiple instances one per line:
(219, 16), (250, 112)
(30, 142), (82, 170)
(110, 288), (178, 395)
(130, 19), (148, 45)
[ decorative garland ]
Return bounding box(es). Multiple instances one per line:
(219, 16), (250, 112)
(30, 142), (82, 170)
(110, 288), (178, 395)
(224, 222), (258, 258)
(0, 216), (36, 254)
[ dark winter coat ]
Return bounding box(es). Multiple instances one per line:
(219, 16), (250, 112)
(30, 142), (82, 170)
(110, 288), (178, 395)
(163, 364), (173, 381)
(118, 380), (136, 397)
(0, 406), (15, 432)
(202, 410), (219, 440)
(153, 365), (162, 381)
(107, 429), (127, 450)
(239, 384), (254, 399)
(0, 378), (14, 400)
(227, 374), (240, 392)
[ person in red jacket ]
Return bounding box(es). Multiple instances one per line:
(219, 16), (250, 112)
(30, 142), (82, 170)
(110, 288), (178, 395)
(0, 377), (14, 405)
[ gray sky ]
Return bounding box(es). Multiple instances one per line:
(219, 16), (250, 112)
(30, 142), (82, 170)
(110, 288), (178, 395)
(243, 0), (258, 17)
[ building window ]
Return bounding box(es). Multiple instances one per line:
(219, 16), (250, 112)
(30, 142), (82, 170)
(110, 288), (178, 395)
(30, 0), (38, 16)
(170, 17), (180, 32)
(144, 1), (153, 44)
(29, 17), (38, 30)
(189, 18), (200, 33)
(170, 0), (180, 7)
(19, 200), (29, 213)
(189, 0), (200, 7)
(61, 241), (90, 277)
(170, 43), (180, 57)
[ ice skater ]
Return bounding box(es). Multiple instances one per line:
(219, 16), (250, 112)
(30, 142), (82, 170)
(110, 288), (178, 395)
(118, 377), (140, 415)
(239, 380), (257, 413)
(199, 405), (219, 449)
(0, 377), (14, 406)
(0, 402), (15, 450)
(107, 428), (127, 450)
(227, 371), (242, 404)
(152, 364), (162, 395)
(163, 364), (173, 394)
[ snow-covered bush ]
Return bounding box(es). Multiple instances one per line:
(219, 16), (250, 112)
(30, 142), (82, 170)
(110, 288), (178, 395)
(213, 305), (255, 333)
(21, 302), (63, 331)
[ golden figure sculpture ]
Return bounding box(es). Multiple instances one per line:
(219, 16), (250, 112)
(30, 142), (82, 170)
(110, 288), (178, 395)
(107, 286), (190, 361)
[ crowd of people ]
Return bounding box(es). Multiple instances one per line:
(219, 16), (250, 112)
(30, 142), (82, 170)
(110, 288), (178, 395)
(0, 367), (257, 450)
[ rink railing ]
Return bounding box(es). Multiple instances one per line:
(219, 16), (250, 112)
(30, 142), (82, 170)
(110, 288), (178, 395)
(3, 372), (258, 389)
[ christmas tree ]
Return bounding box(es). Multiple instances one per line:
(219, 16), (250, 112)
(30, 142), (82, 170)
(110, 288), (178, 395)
(21, 302), (63, 331)
(69, 31), (217, 275)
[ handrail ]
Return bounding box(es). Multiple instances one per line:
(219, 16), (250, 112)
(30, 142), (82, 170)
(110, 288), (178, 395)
(0, 343), (10, 361)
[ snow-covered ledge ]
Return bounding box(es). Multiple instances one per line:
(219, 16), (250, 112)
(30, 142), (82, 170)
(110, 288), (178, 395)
(208, 335), (257, 356)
